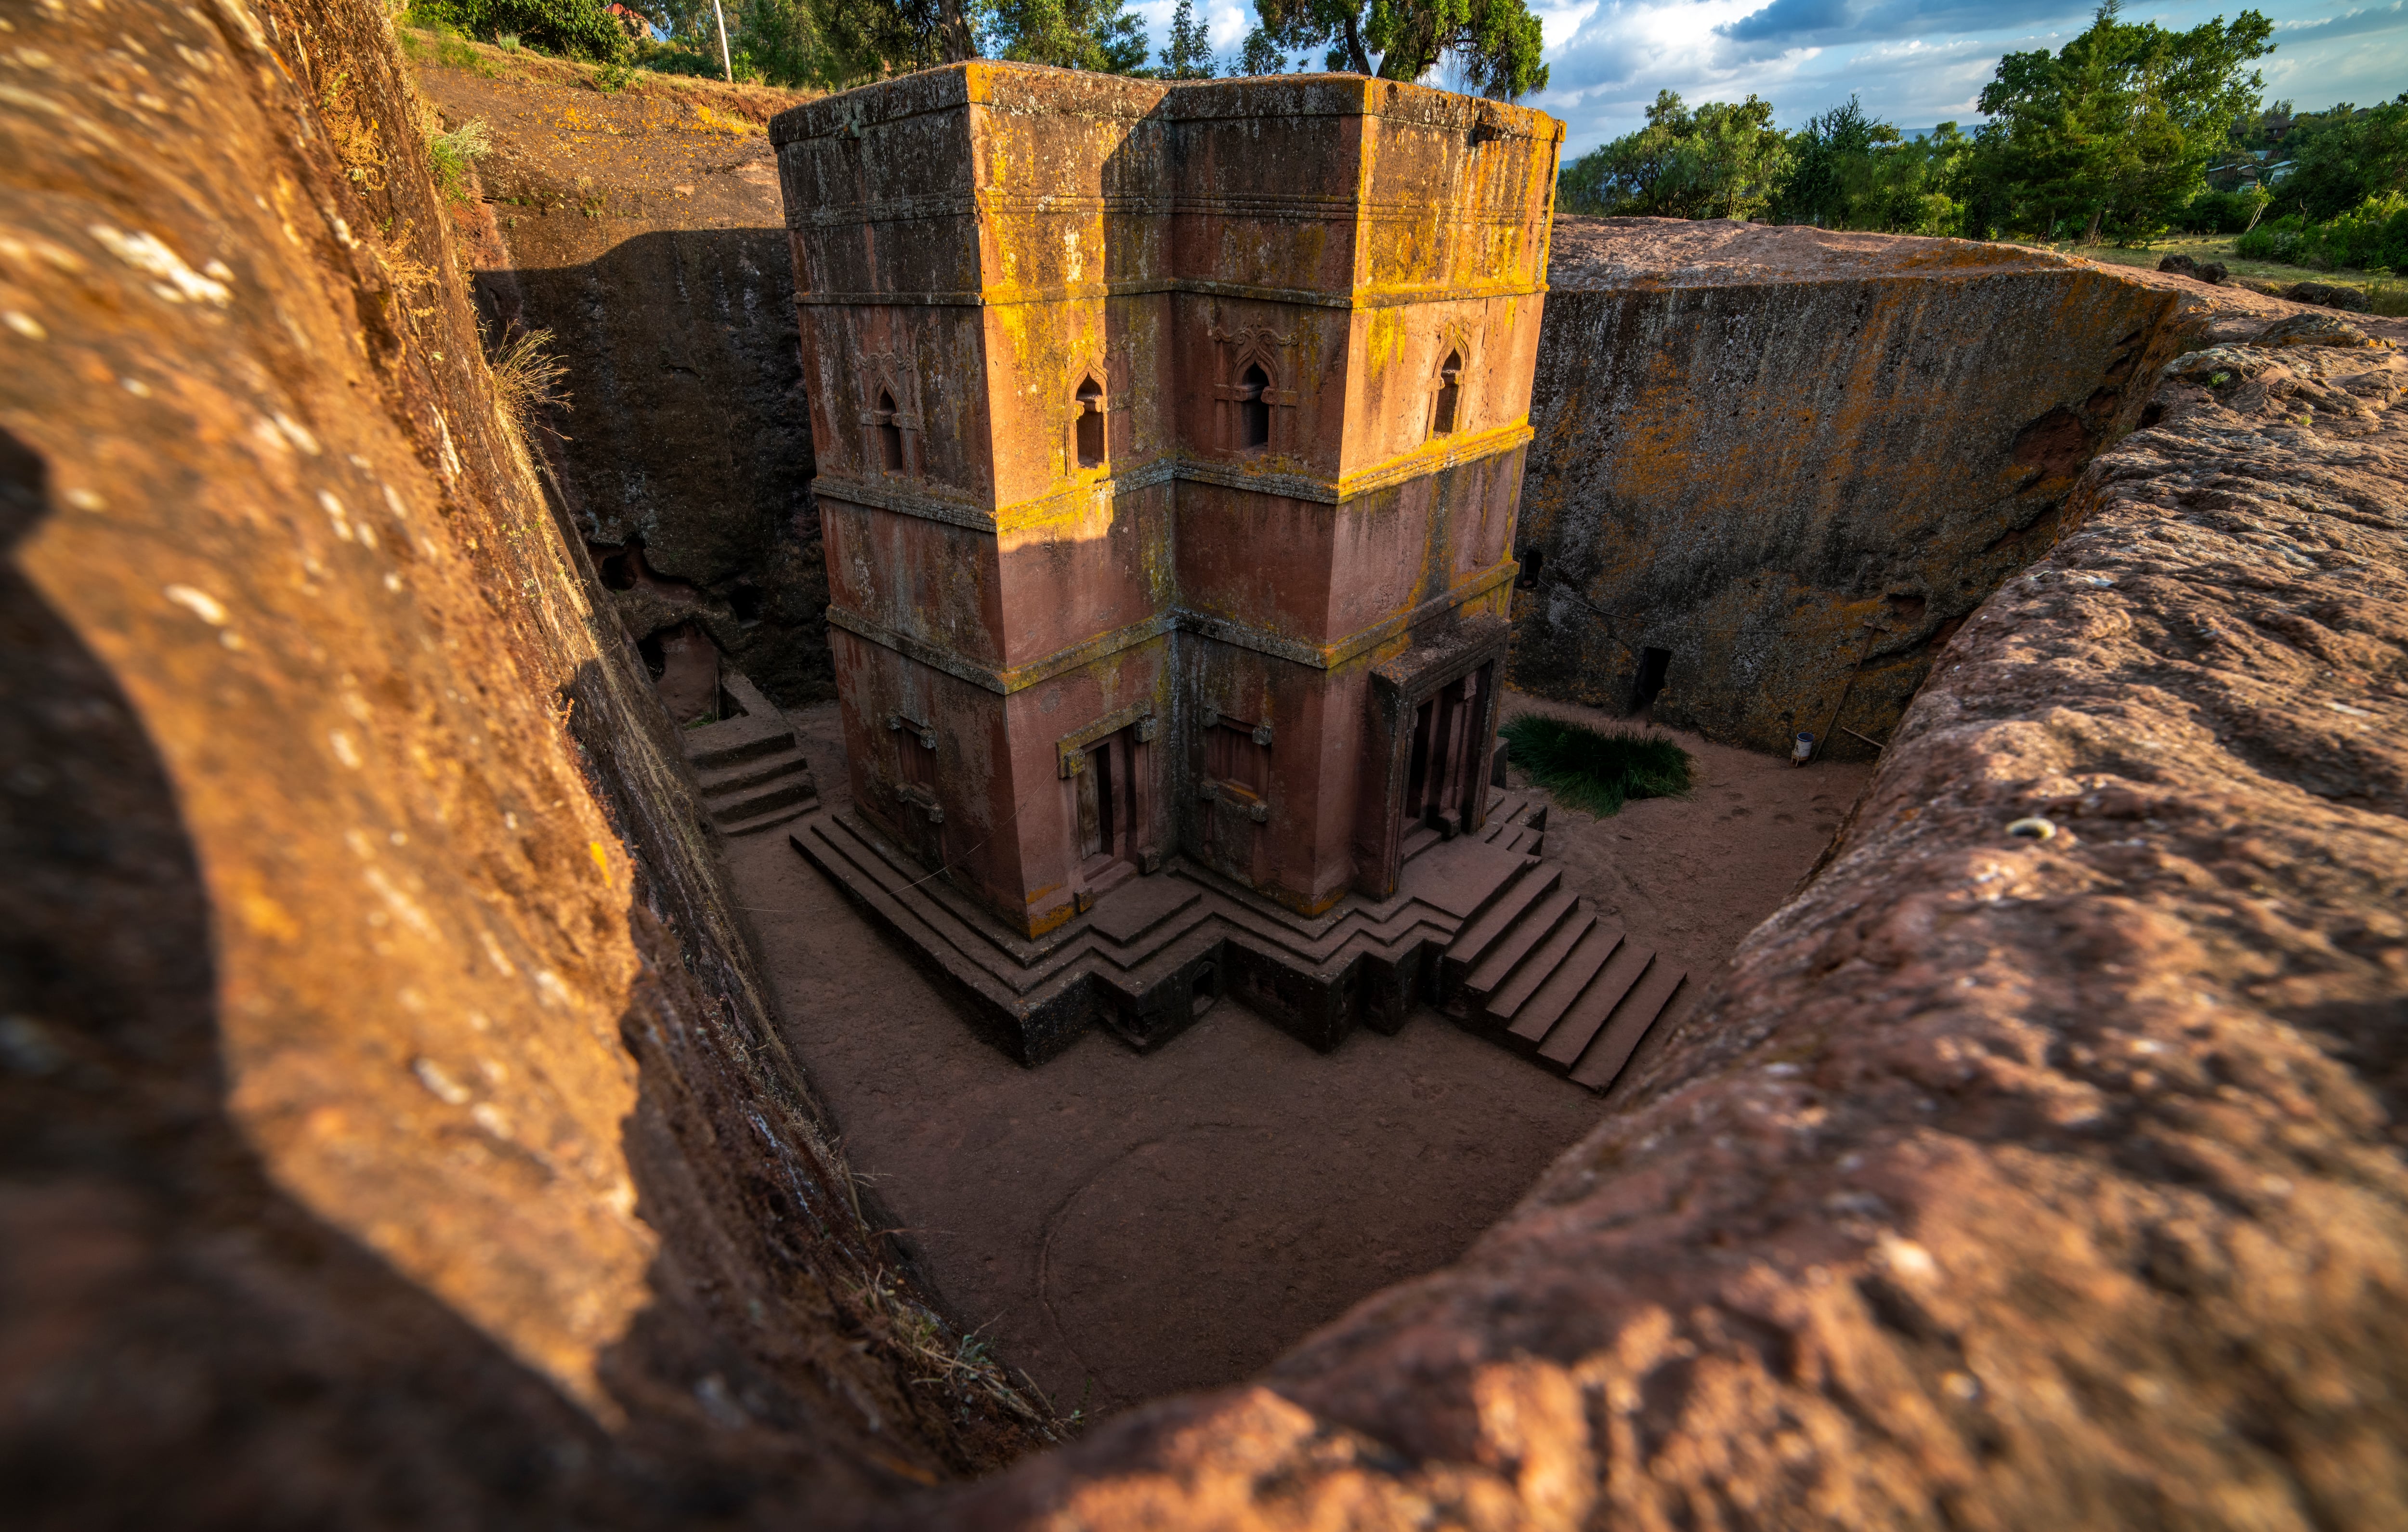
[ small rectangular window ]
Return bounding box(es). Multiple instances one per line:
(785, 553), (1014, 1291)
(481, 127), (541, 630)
(1205, 720), (1267, 799)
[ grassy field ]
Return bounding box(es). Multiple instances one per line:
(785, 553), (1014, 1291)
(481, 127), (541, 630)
(2054, 233), (2408, 315)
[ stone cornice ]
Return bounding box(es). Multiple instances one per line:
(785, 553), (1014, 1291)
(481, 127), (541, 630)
(793, 275), (1546, 312)
(824, 561), (1519, 696)
(813, 421), (1536, 533)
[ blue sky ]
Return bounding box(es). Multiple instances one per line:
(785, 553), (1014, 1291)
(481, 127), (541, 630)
(1133, 0), (2408, 155)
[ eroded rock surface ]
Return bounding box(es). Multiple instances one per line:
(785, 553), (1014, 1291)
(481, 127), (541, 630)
(938, 320), (2408, 1526)
(417, 51), (833, 707)
(1515, 218), (2196, 763)
(0, 0), (1036, 1523)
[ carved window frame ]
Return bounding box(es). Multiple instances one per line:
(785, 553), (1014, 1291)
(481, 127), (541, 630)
(1192, 701), (1273, 824)
(1427, 327), (1478, 442)
(858, 352), (925, 481)
(1208, 322), (1299, 458)
(1065, 360), (1111, 476)
(884, 710), (942, 820)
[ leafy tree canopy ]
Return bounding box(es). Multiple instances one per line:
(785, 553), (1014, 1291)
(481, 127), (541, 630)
(414, 0), (629, 60)
(984, 0), (1149, 73)
(1767, 97), (1972, 235)
(2272, 97), (2408, 222)
(1967, 0), (2274, 241)
(1243, 0), (1547, 100)
(1558, 91), (1791, 221)
(1150, 0), (1215, 78)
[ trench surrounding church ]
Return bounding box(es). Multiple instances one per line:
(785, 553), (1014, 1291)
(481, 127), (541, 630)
(6, 5), (2408, 1528)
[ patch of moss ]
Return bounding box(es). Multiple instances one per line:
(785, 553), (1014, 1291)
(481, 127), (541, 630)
(1501, 714), (1694, 817)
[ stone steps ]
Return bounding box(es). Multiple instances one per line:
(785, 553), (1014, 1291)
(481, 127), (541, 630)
(790, 783), (1677, 1089)
(1438, 857), (1686, 1096)
(680, 671), (819, 836)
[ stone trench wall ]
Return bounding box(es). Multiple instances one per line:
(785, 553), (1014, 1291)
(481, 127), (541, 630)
(1513, 218), (2197, 760)
(0, 1), (1042, 1525)
(415, 51), (832, 711)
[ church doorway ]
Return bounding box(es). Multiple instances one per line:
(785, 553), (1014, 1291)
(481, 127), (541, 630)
(1404, 662), (1491, 838)
(1073, 727), (1141, 903)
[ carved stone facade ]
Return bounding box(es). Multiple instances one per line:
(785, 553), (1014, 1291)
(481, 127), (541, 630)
(772, 64), (1560, 941)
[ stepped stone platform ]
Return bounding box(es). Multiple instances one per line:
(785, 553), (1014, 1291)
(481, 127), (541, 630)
(681, 672), (819, 836)
(791, 791), (1685, 1085)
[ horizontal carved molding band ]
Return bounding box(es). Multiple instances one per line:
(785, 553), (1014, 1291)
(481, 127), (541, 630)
(794, 277), (1547, 312)
(772, 71), (1563, 146)
(794, 192), (1535, 229)
(827, 604), (1177, 696)
(813, 423), (1533, 532)
(824, 560), (1517, 695)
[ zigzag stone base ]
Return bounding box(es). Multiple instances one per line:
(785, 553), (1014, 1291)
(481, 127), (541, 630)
(791, 793), (1685, 1088)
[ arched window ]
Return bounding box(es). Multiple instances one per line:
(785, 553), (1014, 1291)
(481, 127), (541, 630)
(875, 390), (905, 473)
(1432, 351), (1462, 437)
(1238, 363), (1270, 450)
(1074, 376), (1104, 468)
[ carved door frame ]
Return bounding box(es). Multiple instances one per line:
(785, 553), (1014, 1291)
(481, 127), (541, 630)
(1357, 620), (1509, 898)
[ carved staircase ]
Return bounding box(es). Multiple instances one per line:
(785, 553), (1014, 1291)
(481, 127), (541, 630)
(681, 672), (819, 836)
(792, 786), (1685, 1090)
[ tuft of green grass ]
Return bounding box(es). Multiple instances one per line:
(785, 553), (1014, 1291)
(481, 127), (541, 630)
(1501, 714), (1693, 818)
(426, 118), (492, 201)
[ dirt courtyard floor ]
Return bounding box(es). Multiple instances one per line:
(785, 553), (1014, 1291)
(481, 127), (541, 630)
(721, 690), (1874, 1420)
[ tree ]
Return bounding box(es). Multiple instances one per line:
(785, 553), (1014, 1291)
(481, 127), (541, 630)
(416, 0), (630, 59)
(641, 0), (971, 86)
(1153, 0), (1214, 78)
(1967, 0), (2274, 242)
(1769, 98), (1974, 235)
(2274, 98), (2408, 221)
(1557, 91), (1792, 221)
(985, 0), (1149, 72)
(1775, 95), (1895, 228)
(1241, 0), (1547, 100)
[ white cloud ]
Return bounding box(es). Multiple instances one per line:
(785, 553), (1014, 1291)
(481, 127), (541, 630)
(1134, 0), (2405, 149)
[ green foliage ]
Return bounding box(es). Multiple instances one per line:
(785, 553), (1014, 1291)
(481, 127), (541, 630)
(2175, 185), (2271, 233)
(2236, 193), (2408, 272)
(1768, 99), (1972, 234)
(1558, 91), (1791, 221)
(400, 13), (498, 70)
(1499, 715), (1693, 819)
(1151, 0), (1214, 78)
(426, 118), (493, 200)
(628, 34), (724, 76)
(592, 55), (638, 89)
(985, 0), (1149, 73)
(1243, 0), (1547, 100)
(1964, 0), (2273, 242)
(635, 0), (964, 90)
(408, 0), (629, 60)
(1238, 27), (1298, 75)
(2272, 99), (2408, 223)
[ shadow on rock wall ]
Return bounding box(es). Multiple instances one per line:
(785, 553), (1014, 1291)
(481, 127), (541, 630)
(477, 230), (829, 708)
(0, 0), (1042, 1519)
(0, 427), (636, 1527)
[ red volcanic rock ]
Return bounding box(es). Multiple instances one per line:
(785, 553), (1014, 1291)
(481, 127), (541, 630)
(939, 321), (2408, 1527)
